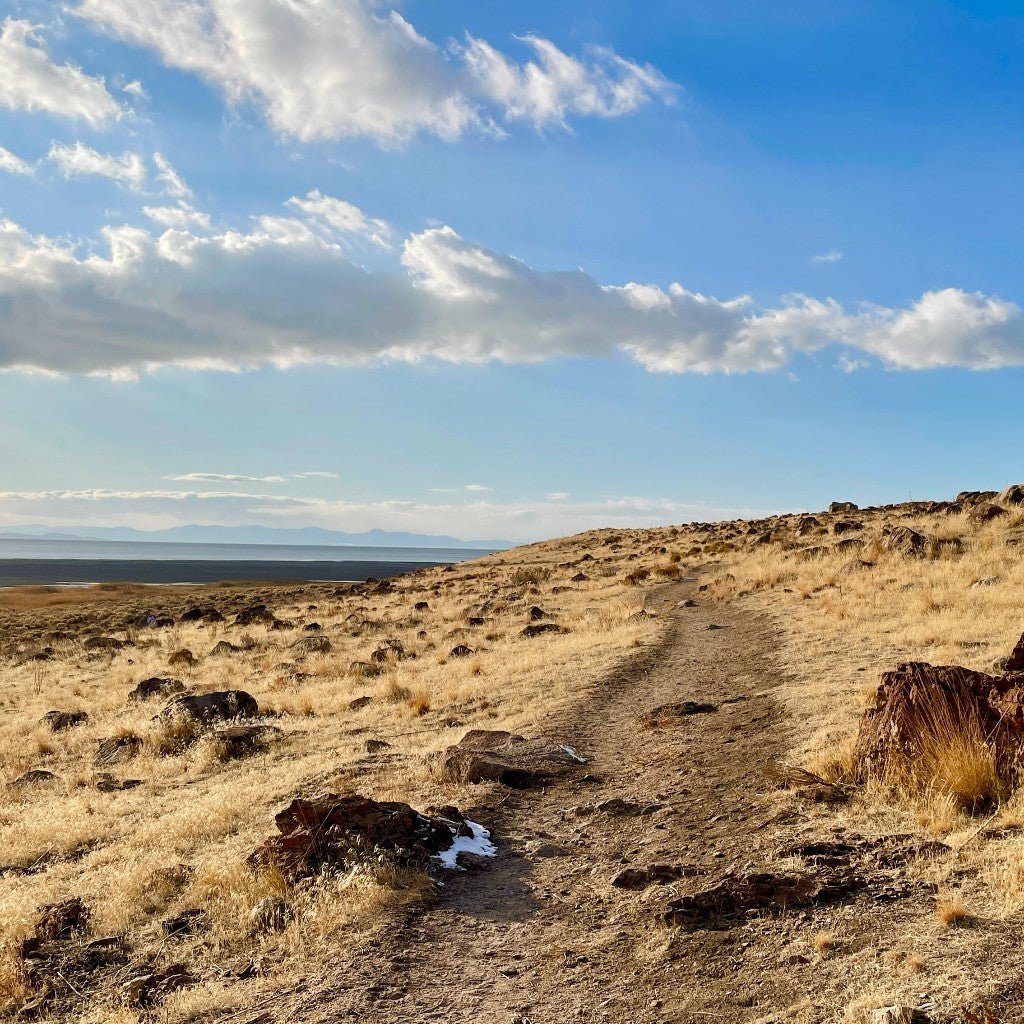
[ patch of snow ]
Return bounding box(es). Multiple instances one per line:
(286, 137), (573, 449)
(560, 745), (586, 763)
(435, 820), (496, 870)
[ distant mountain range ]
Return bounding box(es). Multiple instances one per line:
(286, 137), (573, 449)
(0, 524), (513, 550)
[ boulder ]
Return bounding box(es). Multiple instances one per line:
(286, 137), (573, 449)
(161, 690), (259, 725)
(611, 864), (701, 890)
(829, 501), (859, 513)
(967, 502), (1008, 524)
(956, 490), (997, 505)
(95, 734), (143, 765)
(210, 640), (243, 656)
(211, 724), (283, 760)
(168, 649), (196, 668)
(41, 710), (89, 731)
(11, 769), (60, 787)
(127, 677), (184, 703)
(235, 605), (275, 626)
(527, 606), (547, 620)
(433, 729), (586, 788)
(289, 635), (332, 655)
(122, 964), (194, 1007)
(248, 793), (464, 880)
(414, 601), (430, 611)
(881, 526), (927, 556)
(520, 622), (569, 638)
(84, 636), (125, 651)
(639, 701), (717, 728)
(852, 649), (1024, 796)
(998, 483), (1024, 505)
(449, 644), (474, 658)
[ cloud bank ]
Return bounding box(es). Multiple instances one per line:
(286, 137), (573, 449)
(1, 193), (1023, 378)
(71, 0), (673, 143)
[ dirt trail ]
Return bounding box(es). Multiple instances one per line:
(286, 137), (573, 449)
(263, 579), (809, 1024)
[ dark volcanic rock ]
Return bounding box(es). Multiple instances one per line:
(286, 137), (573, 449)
(127, 677), (184, 703)
(967, 502), (1008, 524)
(41, 710), (89, 731)
(84, 636), (125, 652)
(235, 604), (275, 626)
(289, 635), (332, 655)
(639, 701), (718, 728)
(997, 483), (1024, 505)
(168, 648), (197, 668)
(11, 769), (60, 787)
(212, 724), (283, 759)
(248, 793), (461, 880)
(94, 734), (144, 766)
(449, 644), (474, 658)
(161, 690), (259, 725)
(612, 864), (702, 890)
(520, 622), (569, 638)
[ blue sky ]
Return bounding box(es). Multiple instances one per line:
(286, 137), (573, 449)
(0, 1), (1022, 542)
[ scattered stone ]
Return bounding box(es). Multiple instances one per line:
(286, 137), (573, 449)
(663, 870), (861, 928)
(434, 730), (586, 788)
(706, 623), (723, 630)
(235, 605), (275, 626)
(364, 738), (391, 754)
(26, 898), (90, 949)
(639, 701), (717, 728)
(41, 710), (89, 732)
(611, 864), (702, 890)
(303, 622), (322, 632)
(211, 724), (284, 760)
(161, 909), (206, 937)
(677, 599), (697, 608)
(371, 639), (408, 663)
(11, 769), (59, 787)
(414, 601), (430, 611)
(971, 576), (1002, 588)
(450, 644), (474, 658)
(210, 640), (243, 656)
(94, 734), (143, 766)
(571, 572), (590, 582)
(248, 793), (463, 880)
(527, 606), (547, 620)
(122, 964), (195, 1007)
(168, 648), (197, 668)
(520, 622), (569, 638)
(468, 616), (485, 627)
(592, 797), (663, 817)
(127, 677), (184, 703)
(529, 842), (569, 858)
(161, 690), (259, 725)
(94, 773), (142, 792)
(348, 695), (373, 711)
(84, 636), (125, 651)
(872, 1007), (927, 1024)
(289, 635), (332, 655)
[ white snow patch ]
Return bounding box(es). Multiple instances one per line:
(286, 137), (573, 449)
(560, 745), (586, 763)
(435, 820), (496, 870)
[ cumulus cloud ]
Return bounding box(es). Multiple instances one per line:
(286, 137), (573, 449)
(165, 473), (288, 483)
(464, 483), (492, 492)
(47, 141), (146, 188)
(0, 18), (121, 126)
(71, 0), (672, 144)
(0, 145), (31, 175)
(0, 197), (1022, 377)
(286, 190), (392, 248)
(122, 79), (147, 98)
(143, 204), (211, 229)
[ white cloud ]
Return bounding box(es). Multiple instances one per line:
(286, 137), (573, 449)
(810, 249), (844, 264)
(0, 487), (783, 542)
(287, 190), (392, 248)
(47, 141), (146, 188)
(547, 492), (570, 501)
(0, 145), (31, 175)
(153, 152), (191, 199)
(143, 203), (211, 229)
(165, 473), (288, 483)
(0, 201), (1023, 377)
(71, 0), (672, 144)
(293, 471), (340, 479)
(460, 34), (675, 129)
(464, 483), (492, 492)
(122, 79), (147, 98)
(0, 18), (121, 126)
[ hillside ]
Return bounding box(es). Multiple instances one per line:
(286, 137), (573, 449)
(2, 488), (1024, 1021)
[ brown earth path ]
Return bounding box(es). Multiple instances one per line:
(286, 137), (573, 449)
(251, 579), (818, 1024)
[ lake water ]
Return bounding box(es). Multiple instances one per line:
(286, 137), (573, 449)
(0, 538), (496, 586)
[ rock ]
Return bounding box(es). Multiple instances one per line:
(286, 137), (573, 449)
(796, 516), (821, 536)
(852, 654), (1024, 796)
(639, 701), (718, 728)
(998, 483), (1024, 505)
(161, 690), (259, 725)
(364, 738), (391, 753)
(94, 734), (143, 766)
(677, 599), (697, 608)
(84, 636), (125, 651)
(592, 797), (662, 817)
(161, 909), (206, 937)
(968, 501), (1008, 523)
(248, 793), (462, 880)
(127, 677), (184, 703)
(289, 635), (332, 655)
(956, 490), (997, 505)
(455, 851), (493, 871)
(94, 772), (142, 792)
(449, 644), (474, 658)
(348, 695), (372, 711)
(832, 520), (860, 535)
(414, 601), (430, 611)
(122, 964), (194, 1007)
(527, 606), (547, 620)
(663, 870), (861, 928)
(250, 896), (292, 932)
(41, 710), (89, 731)
(881, 526), (927, 556)
(235, 605), (275, 626)
(520, 622), (569, 638)
(529, 843), (569, 858)
(467, 616), (485, 627)
(211, 724), (283, 759)
(371, 639), (407, 663)
(872, 1007), (924, 1024)
(26, 898), (90, 949)
(11, 769), (60, 787)
(829, 501), (858, 513)
(611, 864), (701, 890)
(210, 640), (243, 656)
(971, 576), (1002, 588)
(570, 572), (590, 582)
(303, 622), (322, 632)
(168, 648), (197, 668)
(434, 730), (586, 788)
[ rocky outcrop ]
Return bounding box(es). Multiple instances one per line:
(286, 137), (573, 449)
(127, 677), (184, 703)
(997, 483), (1024, 505)
(248, 793), (466, 880)
(161, 690), (258, 725)
(41, 710), (89, 731)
